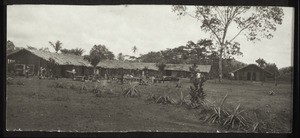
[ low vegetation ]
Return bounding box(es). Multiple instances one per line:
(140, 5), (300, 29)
(7, 77), (292, 132)
(123, 82), (140, 97)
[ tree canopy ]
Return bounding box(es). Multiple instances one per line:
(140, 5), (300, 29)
(49, 40), (62, 53)
(172, 6), (284, 81)
(7, 40), (16, 54)
(85, 45), (115, 67)
(117, 53), (125, 61)
(256, 58), (267, 68)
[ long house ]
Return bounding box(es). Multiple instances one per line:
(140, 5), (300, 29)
(7, 48), (93, 77)
(96, 60), (211, 78)
(7, 48), (211, 79)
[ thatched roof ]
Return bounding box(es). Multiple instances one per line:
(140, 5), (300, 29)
(96, 60), (156, 70)
(97, 60), (211, 73)
(7, 48), (92, 67)
(165, 64), (211, 73)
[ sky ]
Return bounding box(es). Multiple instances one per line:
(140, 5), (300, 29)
(7, 5), (294, 68)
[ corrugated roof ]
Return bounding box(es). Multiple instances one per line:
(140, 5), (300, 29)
(97, 60), (211, 73)
(7, 48), (92, 67)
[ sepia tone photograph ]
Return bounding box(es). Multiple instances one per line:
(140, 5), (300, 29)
(6, 5), (294, 133)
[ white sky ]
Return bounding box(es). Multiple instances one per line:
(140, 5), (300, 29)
(7, 5), (294, 68)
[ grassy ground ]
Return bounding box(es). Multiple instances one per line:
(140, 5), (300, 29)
(6, 77), (292, 132)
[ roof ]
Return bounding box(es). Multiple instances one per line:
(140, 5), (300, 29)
(165, 64), (211, 73)
(230, 64), (272, 75)
(96, 60), (157, 70)
(7, 48), (92, 67)
(97, 60), (211, 73)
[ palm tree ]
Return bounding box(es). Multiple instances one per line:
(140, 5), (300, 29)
(49, 40), (62, 53)
(132, 46), (138, 54)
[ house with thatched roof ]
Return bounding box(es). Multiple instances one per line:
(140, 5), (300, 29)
(96, 60), (211, 78)
(230, 64), (272, 81)
(7, 48), (93, 77)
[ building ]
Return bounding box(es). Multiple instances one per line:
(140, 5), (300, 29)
(96, 60), (211, 78)
(7, 48), (93, 78)
(230, 64), (272, 81)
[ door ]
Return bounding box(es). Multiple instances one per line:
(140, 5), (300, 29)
(247, 72), (251, 80)
(252, 72), (256, 81)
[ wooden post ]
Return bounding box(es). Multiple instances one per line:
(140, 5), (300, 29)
(275, 71), (277, 86)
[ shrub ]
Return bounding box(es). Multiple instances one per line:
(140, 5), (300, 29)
(123, 82), (140, 97)
(223, 104), (247, 129)
(188, 64), (206, 108)
(176, 91), (190, 106)
(203, 94), (229, 124)
(80, 82), (88, 91)
(155, 95), (176, 104)
(189, 80), (206, 108)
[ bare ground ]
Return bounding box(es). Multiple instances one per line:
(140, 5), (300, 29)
(6, 77), (293, 132)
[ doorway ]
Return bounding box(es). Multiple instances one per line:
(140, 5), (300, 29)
(247, 72), (251, 80)
(252, 72), (256, 81)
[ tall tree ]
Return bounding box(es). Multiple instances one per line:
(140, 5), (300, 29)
(172, 6), (284, 82)
(49, 40), (62, 53)
(86, 44), (115, 67)
(256, 58), (267, 68)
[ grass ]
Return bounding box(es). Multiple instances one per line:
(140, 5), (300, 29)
(6, 77), (292, 132)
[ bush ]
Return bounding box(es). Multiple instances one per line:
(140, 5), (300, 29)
(123, 82), (140, 97)
(201, 94), (248, 131)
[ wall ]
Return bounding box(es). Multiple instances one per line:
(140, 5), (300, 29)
(234, 65), (268, 81)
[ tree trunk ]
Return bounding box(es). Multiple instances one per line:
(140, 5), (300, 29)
(218, 47), (223, 82)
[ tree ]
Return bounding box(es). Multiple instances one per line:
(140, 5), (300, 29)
(117, 53), (125, 61)
(256, 58), (267, 68)
(49, 40), (62, 53)
(264, 63), (279, 76)
(132, 46), (138, 54)
(47, 58), (57, 77)
(185, 39), (213, 64)
(7, 40), (15, 54)
(61, 48), (85, 56)
(172, 6), (284, 82)
(278, 66), (293, 81)
(86, 44), (115, 67)
(155, 62), (166, 78)
(139, 51), (164, 63)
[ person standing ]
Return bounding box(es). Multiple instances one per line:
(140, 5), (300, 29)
(25, 66), (30, 78)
